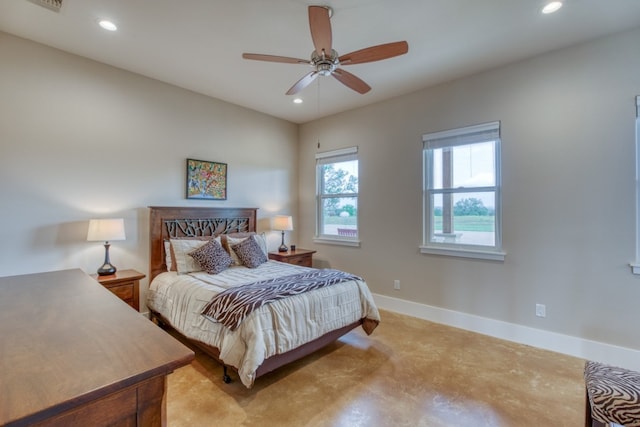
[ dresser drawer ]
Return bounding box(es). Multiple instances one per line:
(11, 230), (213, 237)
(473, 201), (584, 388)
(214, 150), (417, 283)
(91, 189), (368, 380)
(287, 255), (312, 267)
(268, 250), (315, 268)
(43, 385), (137, 426)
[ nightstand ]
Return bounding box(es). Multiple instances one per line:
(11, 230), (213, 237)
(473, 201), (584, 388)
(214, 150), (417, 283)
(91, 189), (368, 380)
(92, 269), (145, 311)
(268, 249), (316, 267)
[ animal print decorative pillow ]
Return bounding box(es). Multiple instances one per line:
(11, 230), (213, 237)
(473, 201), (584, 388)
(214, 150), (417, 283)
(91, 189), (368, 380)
(225, 233), (267, 265)
(188, 239), (233, 274)
(231, 235), (267, 268)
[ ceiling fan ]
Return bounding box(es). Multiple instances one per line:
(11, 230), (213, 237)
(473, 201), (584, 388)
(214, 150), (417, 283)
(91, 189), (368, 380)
(242, 5), (409, 95)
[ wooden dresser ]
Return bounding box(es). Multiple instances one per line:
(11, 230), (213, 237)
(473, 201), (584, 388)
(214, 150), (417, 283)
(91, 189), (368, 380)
(0, 269), (194, 427)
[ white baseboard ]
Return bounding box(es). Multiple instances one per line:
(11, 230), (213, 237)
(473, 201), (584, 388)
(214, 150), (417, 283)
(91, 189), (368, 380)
(373, 293), (640, 372)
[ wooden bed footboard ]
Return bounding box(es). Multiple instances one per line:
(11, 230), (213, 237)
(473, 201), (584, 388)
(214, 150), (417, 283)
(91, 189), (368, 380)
(254, 319), (363, 378)
(149, 308), (362, 383)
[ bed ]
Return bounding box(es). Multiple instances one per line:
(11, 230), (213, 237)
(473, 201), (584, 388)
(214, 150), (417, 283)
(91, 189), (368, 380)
(146, 206), (380, 388)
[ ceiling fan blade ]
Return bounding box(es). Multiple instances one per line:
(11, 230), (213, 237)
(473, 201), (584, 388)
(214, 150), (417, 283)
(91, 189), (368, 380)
(338, 41), (409, 65)
(286, 71), (319, 95)
(332, 68), (371, 94)
(308, 6), (332, 57)
(242, 53), (310, 65)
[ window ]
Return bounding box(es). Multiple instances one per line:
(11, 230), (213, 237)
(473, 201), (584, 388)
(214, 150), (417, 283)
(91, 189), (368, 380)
(314, 147), (359, 246)
(422, 121), (504, 260)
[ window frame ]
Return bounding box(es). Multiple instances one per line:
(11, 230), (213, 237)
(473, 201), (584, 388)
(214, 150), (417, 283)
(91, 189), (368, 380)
(421, 121), (505, 261)
(313, 146), (360, 247)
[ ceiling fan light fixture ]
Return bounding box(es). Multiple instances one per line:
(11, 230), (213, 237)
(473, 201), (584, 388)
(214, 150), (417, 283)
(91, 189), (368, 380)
(542, 1), (563, 14)
(317, 63), (333, 76)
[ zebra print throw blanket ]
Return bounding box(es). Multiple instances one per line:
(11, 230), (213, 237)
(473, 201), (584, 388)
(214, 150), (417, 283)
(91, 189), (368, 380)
(201, 269), (361, 331)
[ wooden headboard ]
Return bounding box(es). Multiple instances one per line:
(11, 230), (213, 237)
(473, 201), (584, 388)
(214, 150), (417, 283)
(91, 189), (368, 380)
(148, 206), (257, 282)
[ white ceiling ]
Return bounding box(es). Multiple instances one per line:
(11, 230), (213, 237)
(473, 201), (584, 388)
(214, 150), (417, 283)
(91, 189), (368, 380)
(2, 0), (640, 124)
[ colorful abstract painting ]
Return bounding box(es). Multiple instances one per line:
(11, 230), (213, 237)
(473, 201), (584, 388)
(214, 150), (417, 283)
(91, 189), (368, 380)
(186, 159), (227, 200)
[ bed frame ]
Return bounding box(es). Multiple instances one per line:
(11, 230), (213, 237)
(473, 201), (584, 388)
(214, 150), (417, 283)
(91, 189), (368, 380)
(147, 206), (362, 384)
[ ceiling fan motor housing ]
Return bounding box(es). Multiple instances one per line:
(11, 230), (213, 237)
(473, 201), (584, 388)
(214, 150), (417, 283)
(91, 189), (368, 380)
(312, 49), (339, 76)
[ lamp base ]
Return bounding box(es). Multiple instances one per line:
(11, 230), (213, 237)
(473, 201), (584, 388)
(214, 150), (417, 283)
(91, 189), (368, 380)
(97, 263), (117, 276)
(278, 230), (288, 252)
(97, 242), (117, 275)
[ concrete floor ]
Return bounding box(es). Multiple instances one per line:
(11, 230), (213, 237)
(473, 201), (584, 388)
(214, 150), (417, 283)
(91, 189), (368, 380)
(166, 309), (586, 426)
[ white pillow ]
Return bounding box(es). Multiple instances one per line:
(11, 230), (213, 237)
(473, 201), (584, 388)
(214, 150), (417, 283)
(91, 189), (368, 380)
(226, 233), (267, 265)
(170, 237), (221, 274)
(164, 240), (173, 271)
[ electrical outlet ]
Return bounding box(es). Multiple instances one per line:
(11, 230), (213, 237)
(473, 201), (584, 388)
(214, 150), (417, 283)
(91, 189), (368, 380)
(535, 303), (546, 318)
(394, 279), (400, 290)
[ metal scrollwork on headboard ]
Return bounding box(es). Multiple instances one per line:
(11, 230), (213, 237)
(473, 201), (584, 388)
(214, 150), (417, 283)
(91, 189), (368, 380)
(164, 217), (250, 238)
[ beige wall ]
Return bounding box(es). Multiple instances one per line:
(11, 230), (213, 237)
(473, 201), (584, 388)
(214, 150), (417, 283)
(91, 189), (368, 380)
(299, 27), (640, 350)
(0, 32), (299, 304)
(2, 26), (640, 354)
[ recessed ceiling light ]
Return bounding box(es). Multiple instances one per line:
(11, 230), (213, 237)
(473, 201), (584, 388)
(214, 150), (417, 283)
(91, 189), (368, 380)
(98, 19), (117, 31)
(293, 98), (303, 104)
(542, 1), (563, 14)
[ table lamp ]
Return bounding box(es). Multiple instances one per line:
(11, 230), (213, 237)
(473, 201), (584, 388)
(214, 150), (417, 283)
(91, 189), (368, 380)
(272, 215), (293, 253)
(87, 218), (126, 276)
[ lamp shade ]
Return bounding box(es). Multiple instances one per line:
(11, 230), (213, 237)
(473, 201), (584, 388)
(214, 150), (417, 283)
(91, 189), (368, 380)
(87, 218), (126, 242)
(272, 215), (293, 231)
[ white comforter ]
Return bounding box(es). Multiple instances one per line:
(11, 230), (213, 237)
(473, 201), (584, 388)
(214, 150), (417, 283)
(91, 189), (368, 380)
(146, 260), (380, 388)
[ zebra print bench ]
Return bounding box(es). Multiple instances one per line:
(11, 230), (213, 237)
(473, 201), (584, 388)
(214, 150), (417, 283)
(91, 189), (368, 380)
(584, 360), (640, 427)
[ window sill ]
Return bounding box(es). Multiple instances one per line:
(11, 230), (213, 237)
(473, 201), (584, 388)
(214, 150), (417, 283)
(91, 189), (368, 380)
(314, 237), (361, 247)
(629, 263), (640, 275)
(420, 245), (505, 261)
